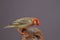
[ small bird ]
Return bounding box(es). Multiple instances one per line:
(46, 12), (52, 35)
(4, 17), (40, 29)
(3, 17), (40, 34)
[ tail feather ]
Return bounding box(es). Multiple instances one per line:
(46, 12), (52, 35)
(4, 25), (15, 29)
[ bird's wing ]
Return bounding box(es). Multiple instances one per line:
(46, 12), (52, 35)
(4, 17), (34, 29)
(12, 17), (34, 23)
(4, 25), (14, 28)
(11, 17), (34, 28)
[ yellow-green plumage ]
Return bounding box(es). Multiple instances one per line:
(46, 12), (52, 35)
(4, 17), (35, 29)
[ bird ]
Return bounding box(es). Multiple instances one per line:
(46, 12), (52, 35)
(4, 17), (40, 29)
(3, 17), (40, 35)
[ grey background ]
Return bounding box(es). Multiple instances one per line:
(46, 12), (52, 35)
(0, 0), (60, 40)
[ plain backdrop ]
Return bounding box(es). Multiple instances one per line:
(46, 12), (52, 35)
(0, 0), (60, 40)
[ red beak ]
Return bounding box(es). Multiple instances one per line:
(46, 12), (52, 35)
(31, 18), (40, 26)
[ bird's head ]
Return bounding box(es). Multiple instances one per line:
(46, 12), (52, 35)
(30, 18), (40, 26)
